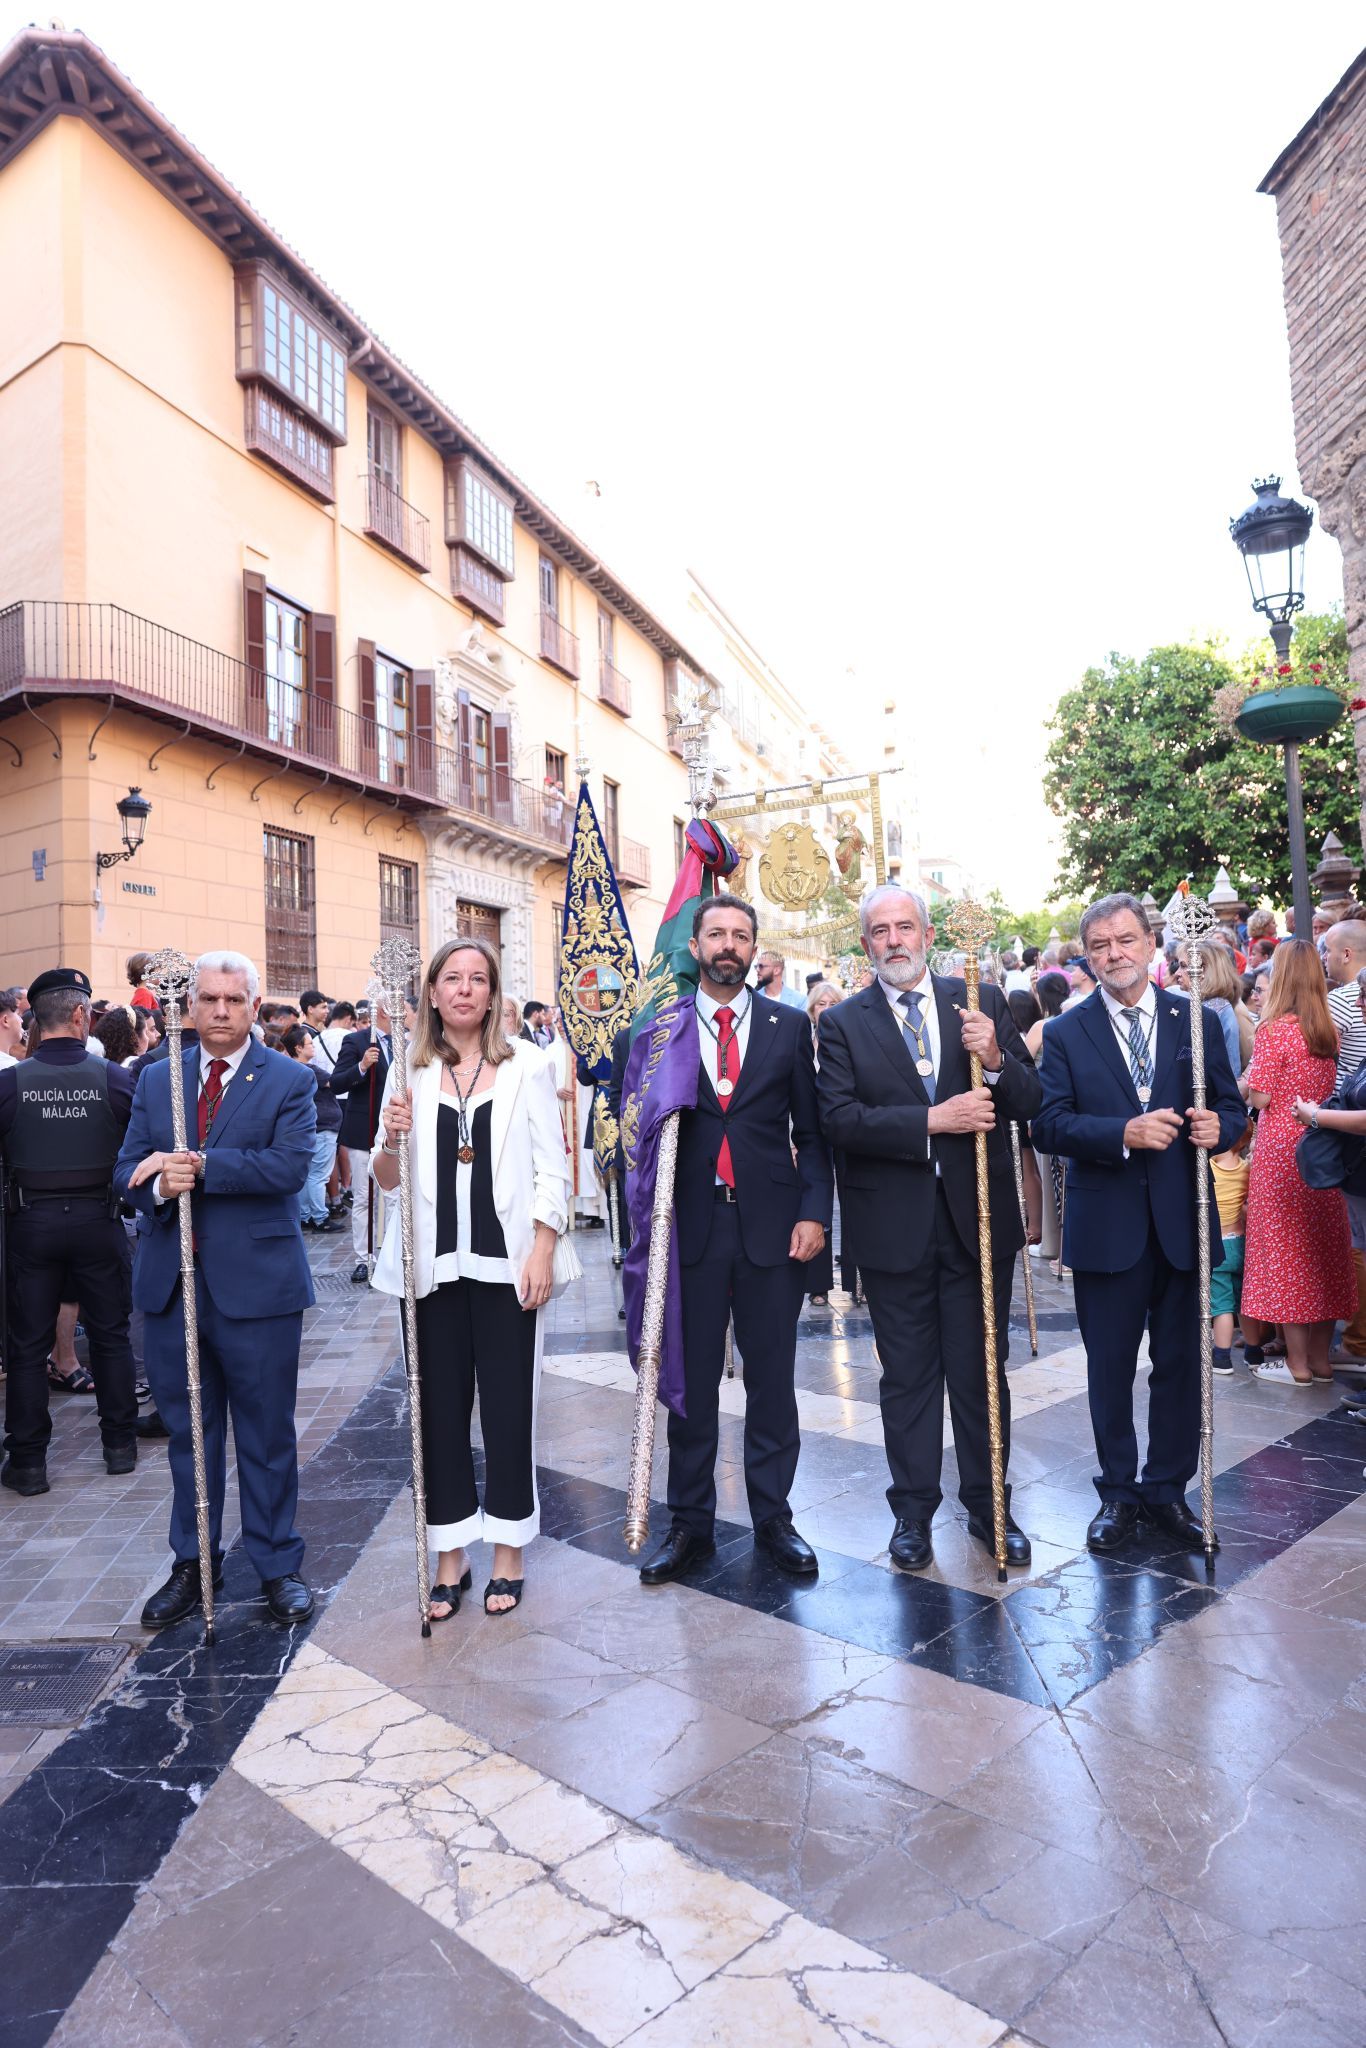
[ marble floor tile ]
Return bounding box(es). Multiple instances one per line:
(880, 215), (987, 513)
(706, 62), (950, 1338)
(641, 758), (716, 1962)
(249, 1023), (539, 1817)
(660, 1609), (892, 1726)
(558, 1829), (785, 1988)
(798, 1657), (1047, 1800)
(49, 1952), (192, 2048)
(507, 1674), (770, 1819)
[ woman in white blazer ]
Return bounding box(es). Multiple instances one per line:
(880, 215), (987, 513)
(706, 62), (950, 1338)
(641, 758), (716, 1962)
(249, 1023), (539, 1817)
(372, 936), (571, 1620)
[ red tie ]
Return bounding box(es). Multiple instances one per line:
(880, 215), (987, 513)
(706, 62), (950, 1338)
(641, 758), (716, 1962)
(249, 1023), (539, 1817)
(715, 1006), (740, 1188)
(198, 1058), (228, 1145)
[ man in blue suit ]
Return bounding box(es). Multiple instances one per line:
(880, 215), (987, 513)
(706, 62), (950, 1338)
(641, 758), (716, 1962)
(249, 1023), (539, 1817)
(1033, 893), (1246, 1554)
(115, 951), (317, 1626)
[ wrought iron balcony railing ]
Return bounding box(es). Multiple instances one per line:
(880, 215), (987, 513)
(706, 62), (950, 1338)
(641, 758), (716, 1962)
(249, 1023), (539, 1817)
(539, 608), (580, 679)
(598, 655), (632, 716)
(365, 474), (432, 573)
(0, 600), (572, 853)
(616, 835), (651, 887)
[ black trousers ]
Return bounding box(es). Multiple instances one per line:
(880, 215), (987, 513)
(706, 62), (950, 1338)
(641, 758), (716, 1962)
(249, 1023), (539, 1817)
(1073, 1228), (1200, 1505)
(413, 1278), (538, 1542)
(861, 1183), (1014, 1522)
(669, 1197), (804, 1538)
(3, 1197), (138, 1465)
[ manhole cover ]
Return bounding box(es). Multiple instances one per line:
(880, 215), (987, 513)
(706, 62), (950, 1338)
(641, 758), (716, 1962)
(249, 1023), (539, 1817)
(0, 1643), (129, 1726)
(311, 1271), (360, 1298)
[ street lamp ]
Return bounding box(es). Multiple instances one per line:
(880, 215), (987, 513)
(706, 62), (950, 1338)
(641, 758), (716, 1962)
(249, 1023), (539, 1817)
(95, 786), (153, 874)
(1228, 476), (1339, 937)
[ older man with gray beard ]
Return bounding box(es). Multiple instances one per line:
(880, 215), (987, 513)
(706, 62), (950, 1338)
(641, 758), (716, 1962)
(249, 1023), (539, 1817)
(816, 886), (1040, 1573)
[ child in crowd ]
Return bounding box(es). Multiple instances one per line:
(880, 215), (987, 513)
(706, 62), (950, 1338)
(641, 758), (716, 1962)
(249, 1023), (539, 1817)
(1210, 1120), (1266, 1372)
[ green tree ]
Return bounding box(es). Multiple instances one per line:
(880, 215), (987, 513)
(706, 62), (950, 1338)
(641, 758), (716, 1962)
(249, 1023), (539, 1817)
(1043, 613), (1355, 906)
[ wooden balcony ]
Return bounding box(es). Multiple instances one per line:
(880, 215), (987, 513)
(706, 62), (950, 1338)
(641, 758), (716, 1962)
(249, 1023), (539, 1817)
(365, 474), (432, 573)
(539, 609), (580, 679)
(450, 545), (505, 626)
(616, 835), (650, 888)
(599, 656), (632, 717)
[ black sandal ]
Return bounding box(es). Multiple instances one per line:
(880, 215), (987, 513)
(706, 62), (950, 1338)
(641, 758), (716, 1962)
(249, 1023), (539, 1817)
(428, 1566), (472, 1622)
(48, 1362), (95, 1394)
(484, 1577), (524, 1615)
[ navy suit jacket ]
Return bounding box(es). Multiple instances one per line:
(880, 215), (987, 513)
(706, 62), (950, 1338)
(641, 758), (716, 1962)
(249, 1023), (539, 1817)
(675, 993), (833, 1268)
(115, 1038), (316, 1318)
(1031, 987), (1245, 1275)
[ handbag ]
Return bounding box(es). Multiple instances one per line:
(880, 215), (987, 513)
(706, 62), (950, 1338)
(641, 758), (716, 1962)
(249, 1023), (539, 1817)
(551, 1229), (583, 1289)
(1294, 1086), (1366, 1192)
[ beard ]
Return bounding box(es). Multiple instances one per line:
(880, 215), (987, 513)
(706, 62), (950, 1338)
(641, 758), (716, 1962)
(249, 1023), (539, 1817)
(706, 953), (747, 988)
(874, 946), (925, 989)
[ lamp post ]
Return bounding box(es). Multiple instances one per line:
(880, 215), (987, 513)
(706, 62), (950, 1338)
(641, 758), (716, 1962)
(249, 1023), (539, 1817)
(95, 786), (153, 876)
(1229, 477), (1338, 937)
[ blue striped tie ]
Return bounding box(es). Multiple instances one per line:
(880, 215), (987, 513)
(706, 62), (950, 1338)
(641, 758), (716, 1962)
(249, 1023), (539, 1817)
(899, 991), (936, 1101)
(1122, 1006), (1154, 1092)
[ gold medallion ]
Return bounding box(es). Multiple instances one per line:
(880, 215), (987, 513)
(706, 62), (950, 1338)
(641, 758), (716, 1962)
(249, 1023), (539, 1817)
(458, 1144), (474, 1165)
(717, 1076), (735, 1098)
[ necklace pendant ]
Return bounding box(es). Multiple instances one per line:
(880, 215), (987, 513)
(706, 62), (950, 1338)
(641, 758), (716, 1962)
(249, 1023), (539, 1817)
(716, 1076), (735, 1098)
(1136, 1084), (1152, 1104)
(458, 1143), (475, 1165)
(916, 1057), (934, 1077)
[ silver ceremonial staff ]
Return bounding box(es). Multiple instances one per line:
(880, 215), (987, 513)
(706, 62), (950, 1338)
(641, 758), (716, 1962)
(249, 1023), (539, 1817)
(370, 940), (433, 1638)
(1168, 889), (1218, 1571)
(144, 948), (216, 1645)
(1009, 1123), (1039, 1356)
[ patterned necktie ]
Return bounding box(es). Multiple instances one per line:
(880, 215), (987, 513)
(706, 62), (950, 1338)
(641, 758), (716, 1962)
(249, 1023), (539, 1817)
(1121, 1007), (1154, 1094)
(198, 1058), (228, 1145)
(714, 1005), (740, 1188)
(898, 991), (936, 1102)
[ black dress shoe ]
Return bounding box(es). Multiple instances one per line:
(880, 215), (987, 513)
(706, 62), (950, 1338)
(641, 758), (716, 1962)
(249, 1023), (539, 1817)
(104, 1442), (138, 1475)
(350, 1260), (370, 1284)
(135, 1408), (171, 1439)
(888, 1516), (933, 1572)
(754, 1513), (818, 1576)
(263, 1572), (315, 1624)
(141, 1558), (224, 1627)
(639, 1523), (716, 1585)
(1086, 1500), (1141, 1553)
(965, 1511), (1032, 1566)
(1144, 1497), (1218, 1550)
(0, 1460), (49, 1497)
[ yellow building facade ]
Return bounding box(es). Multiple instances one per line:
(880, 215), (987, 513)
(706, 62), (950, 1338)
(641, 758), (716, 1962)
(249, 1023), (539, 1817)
(0, 29), (699, 1003)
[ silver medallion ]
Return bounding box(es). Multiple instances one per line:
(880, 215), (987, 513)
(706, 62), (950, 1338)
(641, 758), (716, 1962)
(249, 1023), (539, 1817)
(1136, 1085), (1152, 1105)
(916, 1057), (934, 1077)
(716, 1076), (735, 1098)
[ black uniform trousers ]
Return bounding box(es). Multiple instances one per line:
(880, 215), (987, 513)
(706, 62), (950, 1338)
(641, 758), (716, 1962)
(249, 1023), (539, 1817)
(861, 1183), (1013, 1523)
(412, 1278), (538, 1537)
(668, 1196), (804, 1538)
(3, 1196), (138, 1465)
(1072, 1226), (1200, 1506)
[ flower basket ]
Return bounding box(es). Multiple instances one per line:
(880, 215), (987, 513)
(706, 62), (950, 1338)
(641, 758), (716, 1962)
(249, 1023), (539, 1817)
(1233, 685), (1345, 747)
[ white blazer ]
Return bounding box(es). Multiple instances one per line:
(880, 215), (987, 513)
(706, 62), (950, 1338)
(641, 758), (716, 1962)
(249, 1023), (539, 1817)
(369, 1041), (571, 1301)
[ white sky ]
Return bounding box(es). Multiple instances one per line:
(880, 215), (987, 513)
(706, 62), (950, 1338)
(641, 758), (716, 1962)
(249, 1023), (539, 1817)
(17, 0), (1365, 902)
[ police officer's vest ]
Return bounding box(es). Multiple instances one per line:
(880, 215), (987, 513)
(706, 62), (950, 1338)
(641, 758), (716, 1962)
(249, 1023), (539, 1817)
(4, 1054), (123, 1195)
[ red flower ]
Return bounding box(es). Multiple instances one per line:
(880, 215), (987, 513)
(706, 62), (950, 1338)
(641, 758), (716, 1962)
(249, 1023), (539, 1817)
(1277, 663), (1293, 675)
(1351, 697), (1366, 714)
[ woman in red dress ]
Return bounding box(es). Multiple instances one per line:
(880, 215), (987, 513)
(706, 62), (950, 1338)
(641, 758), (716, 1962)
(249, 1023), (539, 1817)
(1242, 939), (1356, 1384)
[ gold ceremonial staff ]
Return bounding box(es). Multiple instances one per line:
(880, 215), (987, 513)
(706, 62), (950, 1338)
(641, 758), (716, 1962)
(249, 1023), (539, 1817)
(370, 938), (434, 1638)
(144, 949), (217, 1645)
(1168, 888), (1218, 1572)
(944, 903), (1010, 1582)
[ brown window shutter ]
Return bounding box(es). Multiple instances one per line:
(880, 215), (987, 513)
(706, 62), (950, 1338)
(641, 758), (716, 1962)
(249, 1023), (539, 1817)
(456, 687), (473, 810)
(307, 612), (336, 762)
(358, 638), (377, 780)
(243, 569), (267, 732)
(412, 668), (435, 800)
(491, 710), (513, 822)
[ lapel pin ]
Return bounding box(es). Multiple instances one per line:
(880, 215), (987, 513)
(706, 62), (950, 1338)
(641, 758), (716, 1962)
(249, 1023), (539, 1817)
(1169, 1006), (1178, 1017)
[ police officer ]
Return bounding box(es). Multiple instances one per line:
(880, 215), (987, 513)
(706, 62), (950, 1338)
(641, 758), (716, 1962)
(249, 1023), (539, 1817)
(0, 967), (138, 1494)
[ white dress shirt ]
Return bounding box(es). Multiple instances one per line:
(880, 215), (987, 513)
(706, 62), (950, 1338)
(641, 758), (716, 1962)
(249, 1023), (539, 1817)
(879, 968), (1005, 1167)
(154, 1037), (255, 1201)
(696, 984), (755, 1096)
(1099, 978), (1157, 1063)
